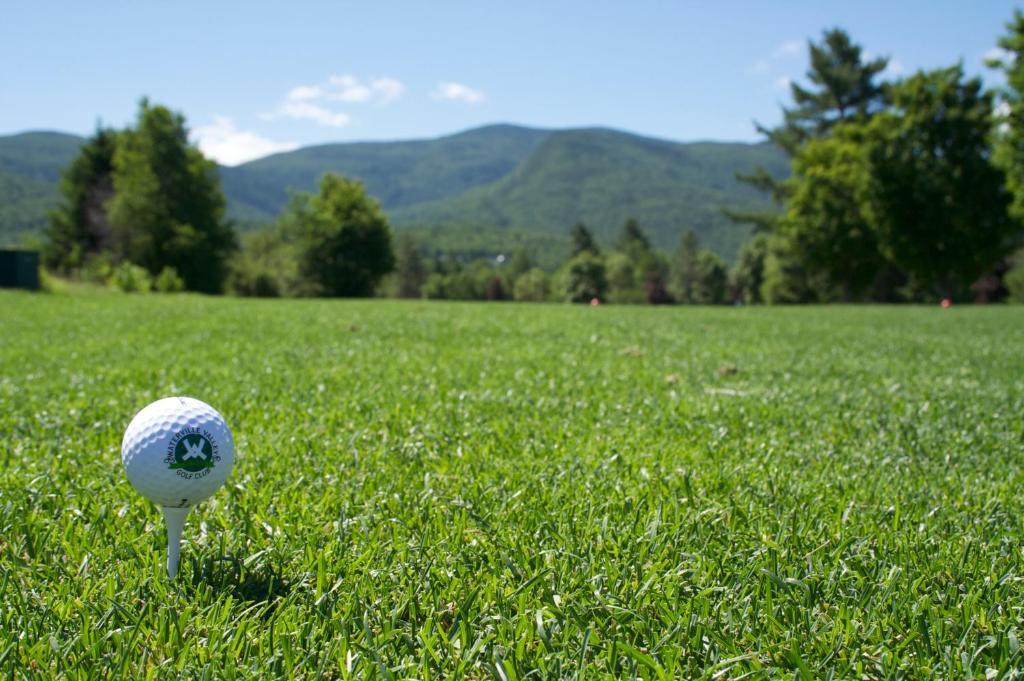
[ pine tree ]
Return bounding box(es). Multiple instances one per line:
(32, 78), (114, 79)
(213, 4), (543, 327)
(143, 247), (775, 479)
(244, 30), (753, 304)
(670, 229), (701, 303)
(569, 222), (600, 256)
(729, 29), (889, 231)
(44, 128), (119, 272)
(107, 100), (236, 293)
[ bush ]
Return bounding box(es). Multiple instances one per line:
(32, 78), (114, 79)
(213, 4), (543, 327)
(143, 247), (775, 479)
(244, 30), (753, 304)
(513, 268), (549, 302)
(154, 267), (185, 293)
(110, 262), (151, 293)
(423, 271), (480, 300)
(1007, 265), (1024, 303)
(558, 252), (607, 303)
(226, 229), (302, 298)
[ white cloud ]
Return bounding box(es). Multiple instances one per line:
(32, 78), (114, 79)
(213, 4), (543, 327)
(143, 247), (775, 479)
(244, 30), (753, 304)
(774, 76), (792, 91)
(192, 116), (298, 166)
(432, 81), (485, 103)
(775, 40), (802, 58)
(265, 74), (404, 127)
(280, 100), (350, 127)
(286, 74), (407, 105)
(750, 59), (770, 75)
(287, 85), (322, 101)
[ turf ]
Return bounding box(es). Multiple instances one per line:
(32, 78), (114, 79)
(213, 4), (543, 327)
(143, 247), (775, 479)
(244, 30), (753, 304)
(1, 292), (1022, 679)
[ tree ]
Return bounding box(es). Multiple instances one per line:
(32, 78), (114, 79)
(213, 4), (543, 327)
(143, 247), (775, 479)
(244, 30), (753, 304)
(285, 173), (395, 297)
(570, 222), (600, 256)
(644, 271), (674, 304)
(393, 233), (427, 298)
(485, 277), (506, 301)
(990, 11), (1024, 222)
(226, 227), (302, 298)
(507, 248), (532, 283)
(760, 237), (818, 304)
(780, 126), (887, 299)
(769, 29), (888, 153)
(730, 234), (770, 304)
(730, 28), (889, 230)
(616, 218), (651, 260)
(514, 268), (549, 302)
(670, 229), (701, 303)
(44, 127), (118, 272)
(605, 251), (639, 303)
(863, 66), (1017, 296)
(1007, 248), (1024, 302)
(106, 100), (235, 293)
(558, 252), (607, 303)
(693, 251), (728, 304)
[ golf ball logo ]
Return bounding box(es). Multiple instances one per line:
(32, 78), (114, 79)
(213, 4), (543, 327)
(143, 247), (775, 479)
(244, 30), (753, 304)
(166, 427), (220, 477)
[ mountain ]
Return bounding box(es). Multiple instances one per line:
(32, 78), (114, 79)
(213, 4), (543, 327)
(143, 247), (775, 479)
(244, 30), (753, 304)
(220, 124), (548, 222)
(0, 132), (84, 241)
(0, 125), (786, 258)
(389, 128), (786, 256)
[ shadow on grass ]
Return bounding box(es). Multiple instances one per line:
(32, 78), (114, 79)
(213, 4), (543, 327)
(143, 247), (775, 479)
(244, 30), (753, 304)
(182, 552), (291, 606)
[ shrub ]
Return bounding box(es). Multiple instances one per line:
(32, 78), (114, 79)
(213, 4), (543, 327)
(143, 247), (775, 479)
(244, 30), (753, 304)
(110, 262), (152, 293)
(154, 267), (185, 293)
(558, 252), (607, 303)
(1007, 265), (1024, 303)
(513, 268), (549, 302)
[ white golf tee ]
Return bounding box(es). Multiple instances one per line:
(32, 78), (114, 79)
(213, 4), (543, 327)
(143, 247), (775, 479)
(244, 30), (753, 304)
(161, 506), (191, 579)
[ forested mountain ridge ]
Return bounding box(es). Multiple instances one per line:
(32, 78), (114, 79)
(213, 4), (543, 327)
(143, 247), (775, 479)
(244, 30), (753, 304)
(0, 125), (786, 257)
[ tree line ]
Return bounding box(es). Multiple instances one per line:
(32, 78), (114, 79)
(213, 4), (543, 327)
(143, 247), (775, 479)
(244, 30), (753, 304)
(725, 21), (1024, 303)
(42, 11), (1024, 303)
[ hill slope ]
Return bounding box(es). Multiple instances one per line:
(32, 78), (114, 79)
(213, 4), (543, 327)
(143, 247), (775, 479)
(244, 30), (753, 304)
(220, 124), (548, 222)
(390, 128), (786, 255)
(0, 125), (786, 258)
(0, 132), (84, 241)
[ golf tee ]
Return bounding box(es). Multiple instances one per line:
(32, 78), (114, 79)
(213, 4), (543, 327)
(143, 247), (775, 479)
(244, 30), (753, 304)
(161, 506), (191, 579)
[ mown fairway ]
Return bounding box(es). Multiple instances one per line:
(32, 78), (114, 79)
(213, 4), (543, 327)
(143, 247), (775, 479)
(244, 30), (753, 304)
(1, 292), (1022, 679)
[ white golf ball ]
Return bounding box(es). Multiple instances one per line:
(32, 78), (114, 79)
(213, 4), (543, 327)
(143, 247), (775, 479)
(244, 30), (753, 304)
(121, 397), (234, 508)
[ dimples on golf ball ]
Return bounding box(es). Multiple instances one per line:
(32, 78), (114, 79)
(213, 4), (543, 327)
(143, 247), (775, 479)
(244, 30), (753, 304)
(121, 397), (234, 508)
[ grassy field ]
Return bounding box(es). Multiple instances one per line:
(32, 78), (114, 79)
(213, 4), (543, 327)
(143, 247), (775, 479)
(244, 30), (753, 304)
(1, 292), (1022, 679)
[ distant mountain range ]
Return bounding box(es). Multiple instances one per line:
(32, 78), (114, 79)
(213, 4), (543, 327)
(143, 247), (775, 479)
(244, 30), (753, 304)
(0, 124), (786, 259)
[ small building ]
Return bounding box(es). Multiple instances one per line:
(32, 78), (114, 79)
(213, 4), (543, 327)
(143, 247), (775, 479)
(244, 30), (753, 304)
(0, 250), (41, 291)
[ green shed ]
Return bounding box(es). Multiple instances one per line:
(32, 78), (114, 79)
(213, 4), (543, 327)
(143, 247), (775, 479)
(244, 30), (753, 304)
(0, 250), (40, 290)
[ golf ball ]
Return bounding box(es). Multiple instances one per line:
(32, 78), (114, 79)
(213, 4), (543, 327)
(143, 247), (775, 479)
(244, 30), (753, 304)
(121, 397), (234, 508)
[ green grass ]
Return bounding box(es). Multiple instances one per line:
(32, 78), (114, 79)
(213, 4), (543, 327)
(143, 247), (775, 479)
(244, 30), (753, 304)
(1, 293), (1023, 679)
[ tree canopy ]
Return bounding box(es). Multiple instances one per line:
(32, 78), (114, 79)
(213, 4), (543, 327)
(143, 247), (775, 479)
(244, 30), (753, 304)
(283, 173), (395, 297)
(44, 100), (235, 293)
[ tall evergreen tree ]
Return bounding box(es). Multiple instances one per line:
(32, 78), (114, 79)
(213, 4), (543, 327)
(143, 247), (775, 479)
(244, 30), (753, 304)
(43, 128), (119, 272)
(729, 29), (889, 230)
(670, 229), (701, 303)
(107, 100), (236, 293)
(767, 30), (888, 154)
(616, 218), (651, 255)
(569, 222), (600, 256)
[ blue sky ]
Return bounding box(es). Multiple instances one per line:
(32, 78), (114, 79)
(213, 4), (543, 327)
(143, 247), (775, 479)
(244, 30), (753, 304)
(1, 1), (1016, 165)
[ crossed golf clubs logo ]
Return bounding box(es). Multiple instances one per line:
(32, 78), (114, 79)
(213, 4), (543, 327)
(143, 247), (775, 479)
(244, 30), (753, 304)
(170, 433), (216, 472)
(180, 437), (208, 461)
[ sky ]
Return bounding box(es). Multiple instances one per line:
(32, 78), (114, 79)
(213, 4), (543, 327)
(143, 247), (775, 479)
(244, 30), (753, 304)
(1, 1), (1017, 165)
